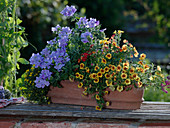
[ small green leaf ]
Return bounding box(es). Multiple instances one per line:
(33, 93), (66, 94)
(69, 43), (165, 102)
(16, 63), (20, 69)
(18, 58), (29, 64)
(17, 18), (22, 25)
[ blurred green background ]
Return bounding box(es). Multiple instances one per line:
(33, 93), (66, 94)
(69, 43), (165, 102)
(16, 0), (169, 101)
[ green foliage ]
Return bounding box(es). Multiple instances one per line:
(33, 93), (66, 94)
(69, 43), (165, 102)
(124, 0), (170, 45)
(0, 0), (28, 96)
(20, 67), (50, 104)
(144, 87), (170, 102)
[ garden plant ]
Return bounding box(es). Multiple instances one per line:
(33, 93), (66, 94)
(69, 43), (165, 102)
(20, 5), (170, 110)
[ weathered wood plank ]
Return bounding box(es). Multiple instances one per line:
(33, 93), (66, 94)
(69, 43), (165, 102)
(0, 102), (170, 120)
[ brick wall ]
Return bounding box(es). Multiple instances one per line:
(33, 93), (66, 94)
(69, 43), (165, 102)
(0, 102), (170, 128)
(1, 118), (170, 128)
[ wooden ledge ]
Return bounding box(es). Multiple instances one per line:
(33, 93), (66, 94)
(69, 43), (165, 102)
(0, 102), (170, 121)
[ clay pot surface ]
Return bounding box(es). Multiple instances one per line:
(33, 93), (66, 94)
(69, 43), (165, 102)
(47, 80), (144, 110)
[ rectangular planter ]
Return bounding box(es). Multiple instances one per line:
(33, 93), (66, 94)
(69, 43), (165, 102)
(47, 80), (144, 110)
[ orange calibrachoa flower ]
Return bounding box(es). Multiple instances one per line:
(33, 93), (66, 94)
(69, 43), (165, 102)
(78, 59), (81, 63)
(79, 74), (84, 79)
(129, 67), (135, 74)
(138, 81), (143, 87)
(140, 68), (145, 73)
(80, 63), (84, 69)
(85, 67), (90, 73)
(105, 80), (112, 86)
(118, 30), (124, 34)
(143, 64), (149, 70)
(69, 76), (74, 82)
(132, 73), (137, 79)
(123, 62), (129, 67)
(114, 76), (117, 81)
(109, 64), (112, 69)
(105, 91), (109, 95)
(121, 73), (127, 79)
(122, 44), (127, 52)
(111, 65), (116, 71)
(138, 61), (143, 65)
(111, 72), (115, 77)
(96, 106), (101, 111)
(135, 76), (140, 81)
(119, 49), (123, 52)
(75, 72), (80, 78)
(129, 43), (133, 47)
(100, 68), (105, 74)
(91, 73), (97, 79)
(102, 58), (107, 64)
(116, 65), (122, 72)
(130, 75), (134, 80)
(117, 86), (123, 92)
(106, 101), (110, 106)
(78, 82), (83, 88)
(134, 47), (139, 57)
(104, 66), (110, 72)
(157, 66), (161, 71)
(105, 73), (110, 79)
(97, 72), (102, 78)
(139, 53), (146, 60)
(125, 79), (131, 85)
(94, 78), (99, 83)
(94, 66), (99, 71)
(123, 66), (129, 71)
(106, 53), (112, 59)
(112, 41), (117, 47)
(123, 39), (128, 43)
(96, 94), (100, 100)
(136, 67), (140, 71)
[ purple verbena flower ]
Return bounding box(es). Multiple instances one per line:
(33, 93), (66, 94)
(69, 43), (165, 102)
(87, 18), (100, 28)
(100, 28), (107, 32)
(47, 37), (57, 45)
(81, 32), (93, 43)
(76, 17), (88, 28)
(29, 53), (43, 68)
(35, 77), (50, 88)
(59, 27), (72, 38)
(41, 47), (50, 57)
(54, 63), (65, 72)
(51, 24), (61, 33)
(60, 5), (77, 17)
(39, 69), (52, 80)
(40, 58), (52, 69)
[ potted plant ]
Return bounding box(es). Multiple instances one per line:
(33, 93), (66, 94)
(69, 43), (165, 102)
(20, 5), (169, 110)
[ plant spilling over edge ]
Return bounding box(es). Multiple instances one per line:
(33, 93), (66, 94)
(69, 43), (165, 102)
(20, 5), (170, 110)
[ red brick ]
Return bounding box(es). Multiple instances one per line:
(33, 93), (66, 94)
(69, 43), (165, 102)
(21, 122), (72, 128)
(0, 119), (19, 128)
(139, 122), (170, 127)
(77, 123), (129, 128)
(0, 122), (16, 128)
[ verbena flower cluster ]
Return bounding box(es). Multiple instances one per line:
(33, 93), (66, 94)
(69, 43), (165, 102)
(21, 5), (169, 110)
